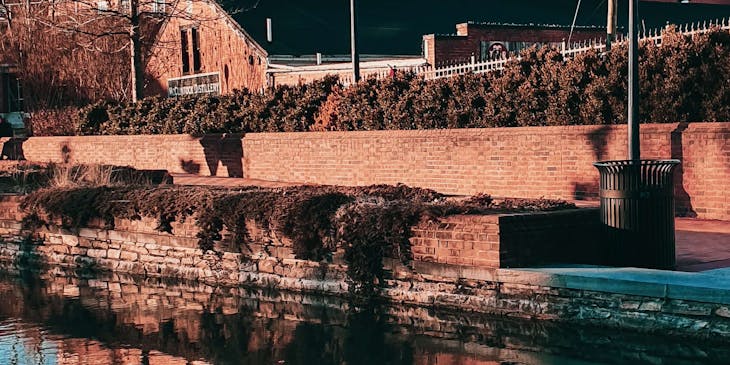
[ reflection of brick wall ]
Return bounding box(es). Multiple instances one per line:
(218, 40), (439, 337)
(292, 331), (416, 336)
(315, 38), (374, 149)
(424, 23), (605, 65)
(3, 122), (729, 220)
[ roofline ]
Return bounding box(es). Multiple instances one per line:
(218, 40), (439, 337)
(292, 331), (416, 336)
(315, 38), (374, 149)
(425, 22), (609, 39)
(267, 57), (428, 74)
(464, 21), (607, 30)
(206, 0), (268, 57)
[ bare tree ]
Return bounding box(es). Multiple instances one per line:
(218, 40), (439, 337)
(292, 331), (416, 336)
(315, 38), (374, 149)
(2, 0), (243, 103)
(1, 1), (131, 109)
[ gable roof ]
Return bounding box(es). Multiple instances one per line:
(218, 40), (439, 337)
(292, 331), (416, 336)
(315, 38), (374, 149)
(222, 0), (730, 56)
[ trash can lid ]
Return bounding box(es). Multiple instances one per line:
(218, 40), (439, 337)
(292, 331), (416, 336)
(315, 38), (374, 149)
(593, 159), (680, 168)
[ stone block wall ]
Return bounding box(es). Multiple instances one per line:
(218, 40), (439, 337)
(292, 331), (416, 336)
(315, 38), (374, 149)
(2, 195), (601, 272)
(2, 195), (730, 340)
(6, 271), (729, 363)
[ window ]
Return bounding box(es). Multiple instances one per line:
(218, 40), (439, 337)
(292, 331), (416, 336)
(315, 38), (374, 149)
(152, 0), (165, 13)
(180, 27), (201, 74)
(191, 27), (201, 72)
(180, 29), (190, 74)
(186, 0), (193, 15)
(0, 6), (8, 20)
(2, 73), (23, 113)
(120, 0), (130, 12)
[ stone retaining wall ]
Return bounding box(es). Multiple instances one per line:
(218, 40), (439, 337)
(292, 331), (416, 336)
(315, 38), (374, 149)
(1, 195), (729, 340)
(5, 270), (728, 364)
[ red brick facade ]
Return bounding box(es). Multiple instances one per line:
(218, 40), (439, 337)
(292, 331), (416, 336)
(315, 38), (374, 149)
(4, 122), (729, 220)
(424, 23), (606, 66)
(144, 0), (268, 96)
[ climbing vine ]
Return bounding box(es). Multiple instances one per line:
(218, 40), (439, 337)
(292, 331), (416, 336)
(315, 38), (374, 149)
(19, 184), (574, 299)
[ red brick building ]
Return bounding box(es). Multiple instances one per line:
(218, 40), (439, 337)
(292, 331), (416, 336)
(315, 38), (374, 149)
(423, 22), (607, 66)
(144, 0), (268, 97)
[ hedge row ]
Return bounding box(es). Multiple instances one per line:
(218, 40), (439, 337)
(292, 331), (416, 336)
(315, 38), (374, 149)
(39, 27), (730, 136)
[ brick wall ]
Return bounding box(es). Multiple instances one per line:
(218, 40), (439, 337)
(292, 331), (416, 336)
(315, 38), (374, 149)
(243, 123), (730, 220)
(2, 133), (245, 177)
(410, 209), (602, 269)
(3, 122), (729, 220)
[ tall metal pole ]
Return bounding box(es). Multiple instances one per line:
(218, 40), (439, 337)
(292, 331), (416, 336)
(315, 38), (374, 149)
(606, 0), (617, 51)
(350, 0), (360, 82)
(628, 0), (640, 161)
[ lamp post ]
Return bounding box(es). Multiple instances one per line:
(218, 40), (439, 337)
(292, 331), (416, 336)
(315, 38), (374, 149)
(593, 0), (680, 270)
(628, 0), (640, 161)
(350, 0), (360, 82)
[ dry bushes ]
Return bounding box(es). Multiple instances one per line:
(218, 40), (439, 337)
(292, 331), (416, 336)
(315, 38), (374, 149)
(20, 183), (575, 298)
(61, 27), (730, 137)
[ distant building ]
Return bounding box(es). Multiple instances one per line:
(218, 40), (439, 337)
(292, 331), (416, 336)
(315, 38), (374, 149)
(423, 22), (606, 66)
(144, 1), (268, 97)
(5, 0), (730, 99)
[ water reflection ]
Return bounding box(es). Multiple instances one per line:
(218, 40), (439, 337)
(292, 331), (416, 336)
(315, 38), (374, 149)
(0, 268), (727, 365)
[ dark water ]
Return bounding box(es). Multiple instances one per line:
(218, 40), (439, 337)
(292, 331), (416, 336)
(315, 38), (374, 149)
(0, 270), (728, 365)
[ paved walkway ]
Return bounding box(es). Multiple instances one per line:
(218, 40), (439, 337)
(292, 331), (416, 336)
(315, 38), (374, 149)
(676, 218), (730, 272)
(170, 174), (730, 273)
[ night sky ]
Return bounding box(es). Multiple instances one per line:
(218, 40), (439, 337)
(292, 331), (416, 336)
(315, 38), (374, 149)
(221, 0), (730, 55)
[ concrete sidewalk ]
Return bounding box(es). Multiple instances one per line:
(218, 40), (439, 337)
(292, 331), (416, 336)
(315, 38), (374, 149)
(170, 174), (730, 273)
(676, 218), (730, 272)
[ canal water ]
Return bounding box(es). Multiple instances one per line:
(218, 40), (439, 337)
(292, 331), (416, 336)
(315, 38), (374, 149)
(0, 269), (728, 365)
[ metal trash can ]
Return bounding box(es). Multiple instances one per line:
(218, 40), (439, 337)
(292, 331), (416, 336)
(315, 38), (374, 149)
(593, 159), (680, 270)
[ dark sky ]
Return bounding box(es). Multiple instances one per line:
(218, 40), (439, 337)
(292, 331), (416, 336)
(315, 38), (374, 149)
(221, 0), (730, 55)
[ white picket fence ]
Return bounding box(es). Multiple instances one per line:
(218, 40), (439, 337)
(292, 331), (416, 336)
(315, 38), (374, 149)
(354, 17), (730, 84)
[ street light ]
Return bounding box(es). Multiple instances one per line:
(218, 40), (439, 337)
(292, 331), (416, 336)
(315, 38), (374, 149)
(628, 0), (640, 161)
(350, 0), (360, 82)
(593, 0), (680, 270)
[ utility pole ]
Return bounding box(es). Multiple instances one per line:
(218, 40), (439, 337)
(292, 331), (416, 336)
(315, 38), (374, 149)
(350, 0), (360, 83)
(628, 0), (640, 161)
(606, 0), (617, 51)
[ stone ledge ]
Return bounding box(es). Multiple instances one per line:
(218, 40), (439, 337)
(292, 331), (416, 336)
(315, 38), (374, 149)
(515, 266), (730, 305)
(405, 260), (730, 306)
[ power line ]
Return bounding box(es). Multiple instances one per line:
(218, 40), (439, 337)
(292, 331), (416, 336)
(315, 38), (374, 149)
(568, 0), (583, 45)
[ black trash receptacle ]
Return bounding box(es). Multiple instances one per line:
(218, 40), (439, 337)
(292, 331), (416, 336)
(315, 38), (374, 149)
(593, 159), (680, 270)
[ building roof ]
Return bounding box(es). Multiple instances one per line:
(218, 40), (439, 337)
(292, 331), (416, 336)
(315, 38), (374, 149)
(221, 0), (730, 56)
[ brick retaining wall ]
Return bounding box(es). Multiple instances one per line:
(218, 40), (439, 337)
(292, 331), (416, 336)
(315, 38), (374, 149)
(2, 122), (728, 220)
(410, 209), (601, 268)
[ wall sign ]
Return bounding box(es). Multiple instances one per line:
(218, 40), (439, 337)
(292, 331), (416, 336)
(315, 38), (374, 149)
(167, 72), (220, 97)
